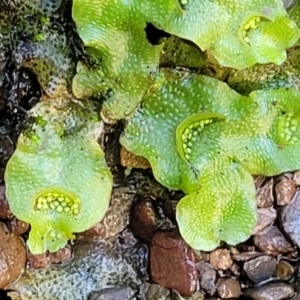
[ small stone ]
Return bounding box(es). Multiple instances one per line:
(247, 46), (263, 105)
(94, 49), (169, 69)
(0, 222), (26, 288)
(197, 262), (217, 296)
(130, 198), (158, 244)
(256, 178), (274, 208)
(27, 245), (72, 268)
(150, 230), (197, 296)
(217, 278), (241, 299)
(120, 146), (150, 169)
(141, 283), (171, 300)
(252, 207), (277, 235)
(254, 226), (294, 255)
(281, 191), (300, 248)
(230, 262), (241, 277)
(243, 255), (276, 284)
(275, 177), (296, 206)
(172, 290), (205, 300)
(244, 283), (294, 300)
(210, 249), (233, 271)
(27, 252), (51, 269)
(293, 170), (300, 186)
(89, 287), (135, 300)
(49, 244), (72, 264)
(232, 251), (262, 262)
(0, 185), (11, 219)
(275, 260), (294, 280)
(6, 217), (29, 236)
(163, 198), (178, 222)
(253, 175), (266, 189)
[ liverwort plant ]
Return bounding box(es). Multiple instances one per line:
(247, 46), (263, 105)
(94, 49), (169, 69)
(138, 0), (300, 69)
(120, 69), (300, 250)
(4, 97), (113, 254)
(72, 0), (162, 120)
(72, 0), (300, 121)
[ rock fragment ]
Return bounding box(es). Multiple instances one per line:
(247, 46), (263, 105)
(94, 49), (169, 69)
(293, 170), (300, 186)
(254, 226), (294, 255)
(89, 287), (136, 300)
(0, 222), (26, 289)
(244, 282), (294, 300)
(0, 185), (11, 219)
(275, 177), (296, 206)
(7, 217), (29, 236)
(210, 249), (233, 271)
(281, 191), (300, 248)
(243, 255), (276, 284)
(252, 207), (277, 235)
(197, 262), (217, 296)
(141, 283), (171, 300)
(27, 245), (72, 269)
(217, 278), (241, 299)
(150, 230), (197, 296)
(130, 198), (158, 244)
(275, 260), (294, 280)
(256, 179), (274, 208)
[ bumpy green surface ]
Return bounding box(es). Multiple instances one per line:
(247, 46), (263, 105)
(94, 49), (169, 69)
(226, 3), (300, 94)
(121, 69), (253, 193)
(72, 0), (299, 121)
(177, 161), (256, 250)
(139, 0), (299, 69)
(4, 99), (113, 254)
(121, 69), (300, 250)
(227, 45), (300, 94)
(72, 0), (162, 120)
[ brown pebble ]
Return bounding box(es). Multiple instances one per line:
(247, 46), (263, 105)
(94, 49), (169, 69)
(7, 217), (29, 236)
(243, 255), (276, 284)
(49, 244), (72, 264)
(275, 260), (294, 280)
(230, 262), (241, 277)
(27, 252), (51, 269)
(252, 207), (277, 235)
(197, 262), (217, 296)
(254, 175), (266, 189)
(232, 251), (262, 262)
(28, 245), (72, 269)
(130, 198), (158, 244)
(217, 278), (241, 299)
(0, 222), (26, 288)
(275, 177), (296, 206)
(244, 282), (294, 300)
(256, 178), (274, 208)
(142, 283), (170, 300)
(120, 146), (150, 169)
(163, 198), (178, 222)
(253, 226), (294, 256)
(210, 249), (233, 271)
(0, 185), (12, 219)
(150, 230), (197, 296)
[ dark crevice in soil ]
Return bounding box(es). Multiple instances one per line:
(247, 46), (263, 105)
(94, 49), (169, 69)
(144, 22), (170, 45)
